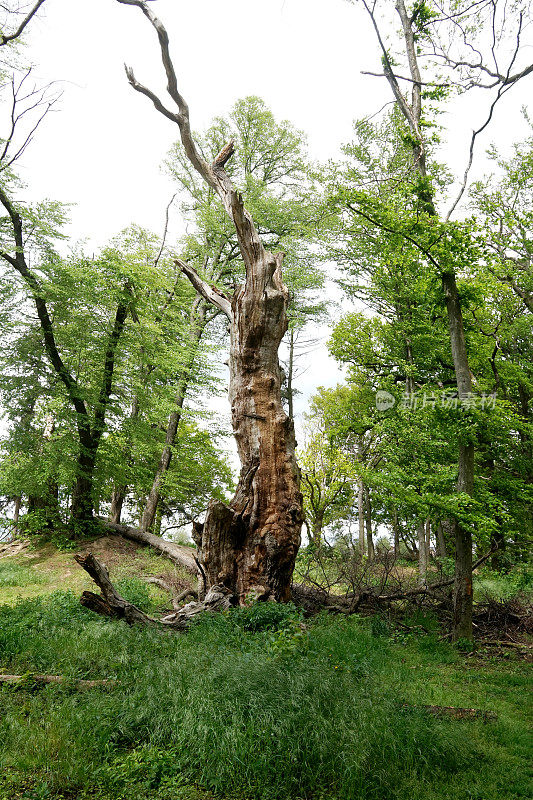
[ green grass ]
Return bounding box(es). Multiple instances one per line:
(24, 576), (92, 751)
(0, 560), (50, 589)
(0, 592), (531, 800)
(0, 550), (531, 800)
(0, 540), (190, 606)
(474, 564), (533, 602)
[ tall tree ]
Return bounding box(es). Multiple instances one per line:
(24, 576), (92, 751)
(343, 0), (533, 639)
(139, 96), (322, 533)
(115, 0), (304, 602)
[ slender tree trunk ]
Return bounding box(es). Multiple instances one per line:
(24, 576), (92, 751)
(366, 0), (477, 640)
(141, 399), (185, 531)
(12, 496), (22, 537)
(364, 486), (374, 560)
(152, 500), (163, 536)
(310, 510), (324, 548)
(358, 480), (366, 555)
(141, 303), (206, 532)
(393, 508), (400, 558)
(71, 449), (97, 529)
(110, 486), (126, 524)
(418, 520), (428, 586)
(452, 444), (475, 639)
(436, 521), (447, 559)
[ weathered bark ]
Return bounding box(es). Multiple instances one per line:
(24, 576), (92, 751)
(75, 553), (231, 628)
(286, 327), (295, 421)
(116, 0), (303, 603)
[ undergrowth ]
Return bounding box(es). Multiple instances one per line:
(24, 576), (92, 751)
(0, 586), (530, 800)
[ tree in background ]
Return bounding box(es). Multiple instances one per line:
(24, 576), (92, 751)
(337, 0), (533, 638)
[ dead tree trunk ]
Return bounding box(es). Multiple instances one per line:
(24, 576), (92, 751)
(187, 246), (302, 602)
(116, 0), (303, 603)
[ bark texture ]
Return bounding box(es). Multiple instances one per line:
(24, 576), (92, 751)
(116, 0), (303, 603)
(75, 553), (231, 629)
(191, 247), (303, 602)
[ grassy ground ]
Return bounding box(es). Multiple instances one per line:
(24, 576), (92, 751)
(0, 536), (191, 605)
(0, 540), (531, 800)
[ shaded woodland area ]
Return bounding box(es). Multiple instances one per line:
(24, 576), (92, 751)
(0, 2), (531, 799)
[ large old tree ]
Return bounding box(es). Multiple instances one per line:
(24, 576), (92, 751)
(115, 0), (303, 603)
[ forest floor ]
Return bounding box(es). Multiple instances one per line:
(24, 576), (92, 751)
(0, 536), (531, 800)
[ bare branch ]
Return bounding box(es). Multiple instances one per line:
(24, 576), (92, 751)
(175, 258), (233, 320)
(0, 70), (61, 173)
(0, 0), (46, 46)
(115, 0), (272, 283)
(153, 191), (176, 269)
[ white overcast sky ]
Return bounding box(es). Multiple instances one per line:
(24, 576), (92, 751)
(8, 0), (533, 434)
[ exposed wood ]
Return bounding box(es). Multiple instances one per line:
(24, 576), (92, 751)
(115, 0), (303, 603)
(75, 553), (232, 629)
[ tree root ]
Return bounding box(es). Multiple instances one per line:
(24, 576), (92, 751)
(74, 553), (231, 629)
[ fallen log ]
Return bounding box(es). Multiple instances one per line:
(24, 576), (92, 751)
(99, 518), (198, 574)
(0, 673), (115, 690)
(74, 553), (232, 629)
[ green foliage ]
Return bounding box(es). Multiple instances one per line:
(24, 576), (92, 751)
(224, 600), (302, 632)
